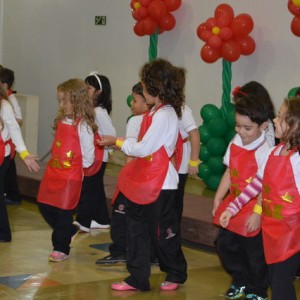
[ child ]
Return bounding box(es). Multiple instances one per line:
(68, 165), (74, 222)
(220, 97), (300, 300)
(96, 82), (150, 264)
(37, 78), (96, 262)
(73, 73), (116, 232)
(99, 59), (187, 291)
(213, 95), (272, 300)
(175, 104), (200, 224)
(0, 67), (23, 205)
(232, 81), (276, 147)
(0, 85), (39, 242)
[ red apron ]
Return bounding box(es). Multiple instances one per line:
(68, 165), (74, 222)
(173, 132), (188, 172)
(116, 107), (170, 205)
(262, 144), (300, 264)
(37, 120), (83, 210)
(83, 132), (104, 176)
(213, 143), (261, 237)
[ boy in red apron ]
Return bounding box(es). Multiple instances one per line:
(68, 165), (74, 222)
(220, 97), (300, 300)
(37, 79), (97, 262)
(213, 94), (273, 300)
(99, 59), (187, 291)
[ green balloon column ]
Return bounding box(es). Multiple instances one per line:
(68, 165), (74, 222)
(197, 4), (256, 190)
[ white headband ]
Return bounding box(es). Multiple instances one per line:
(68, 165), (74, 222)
(89, 71), (102, 90)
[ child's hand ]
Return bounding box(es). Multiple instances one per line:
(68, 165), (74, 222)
(212, 197), (222, 216)
(188, 165), (198, 176)
(246, 212), (261, 232)
(23, 154), (40, 172)
(97, 135), (117, 147)
(219, 210), (232, 228)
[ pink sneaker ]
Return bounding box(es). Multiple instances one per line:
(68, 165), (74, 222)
(48, 251), (69, 262)
(111, 282), (138, 291)
(160, 281), (179, 291)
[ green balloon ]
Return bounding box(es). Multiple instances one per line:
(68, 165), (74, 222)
(221, 103), (235, 128)
(198, 162), (211, 180)
(207, 137), (227, 156)
(199, 145), (210, 162)
(198, 124), (211, 144)
(204, 174), (222, 191)
(225, 129), (236, 143)
(200, 104), (221, 123)
(127, 94), (133, 107)
(208, 118), (228, 137)
(287, 87), (299, 98)
(207, 156), (225, 175)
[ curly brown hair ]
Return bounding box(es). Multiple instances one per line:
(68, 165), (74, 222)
(0, 84), (8, 129)
(281, 97), (300, 154)
(53, 78), (97, 133)
(139, 58), (185, 118)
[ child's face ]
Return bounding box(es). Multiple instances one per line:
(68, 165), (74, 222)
(87, 84), (100, 101)
(235, 113), (265, 146)
(131, 93), (148, 116)
(58, 91), (73, 116)
(142, 84), (155, 106)
(273, 103), (288, 139)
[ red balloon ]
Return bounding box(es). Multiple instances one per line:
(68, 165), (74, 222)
(163, 0), (181, 12)
(288, 0), (300, 16)
(217, 16), (231, 27)
(158, 12), (176, 31)
(201, 44), (221, 63)
(208, 35), (222, 49)
(219, 27), (233, 40)
(291, 16), (300, 36)
(205, 17), (218, 30)
(130, 0), (139, 9)
(236, 36), (256, 55)
(197, 23), (212, 42)
(197, 23), (208, 39)
(137, 6), (148, 19)
(148, 0), (168, 20)
(142, 17), (157, 35)
(214, 3), (234, 20)
(132, 9), (140, 21)
(231, 14), (254, 37)
(134, 21), (146, 36)
(140, 0), (151, 7)
(220, 40), (241, 62)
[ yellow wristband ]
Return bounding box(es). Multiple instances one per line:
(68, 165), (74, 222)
(189, 160), (200, 167)
(253, 204), (262, 215)
(20, 150), (30, 160)
(115, 138), (124, 148)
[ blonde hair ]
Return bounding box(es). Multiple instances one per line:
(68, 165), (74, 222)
(53, 78), (97, 132)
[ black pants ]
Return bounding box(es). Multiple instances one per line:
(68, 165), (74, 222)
(0, 157), (12, 241)
(124, 190), (187, 291)
(76, 162), (110, 227)
(38, 203), (78, 254)
(268, 252), (300, 300)
(217, 228), (268, 298)
(4, 157), (21, 202)
(175, 173), (188, 224)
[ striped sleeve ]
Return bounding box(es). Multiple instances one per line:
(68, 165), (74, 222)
(226, 176), (263, 216)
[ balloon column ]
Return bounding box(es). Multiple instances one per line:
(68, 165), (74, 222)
(288, 0), (300, 36)
(130, 0), (181, 37)
(197, 3), (255, 63)
(196, 4), (256, 191)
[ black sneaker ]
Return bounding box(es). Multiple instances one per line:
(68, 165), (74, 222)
(5, 197), (21, 205)
(225, 285), (246, 299)
(95, 254), (126, 265)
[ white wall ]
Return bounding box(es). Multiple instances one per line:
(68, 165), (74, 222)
(2, 0), (300, 156)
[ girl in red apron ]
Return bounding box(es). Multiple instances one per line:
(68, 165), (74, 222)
(74, 73), (115, 232)
(213, 95), (273, 300)
(0, 85), (39, 242)
(99, 59), (187, 292)
(37, 79), (97, 262)
(220, 97), (300, 300)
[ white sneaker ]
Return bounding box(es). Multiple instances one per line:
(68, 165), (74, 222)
(73, 221), (90, 233)
(90, 220), (110, 229)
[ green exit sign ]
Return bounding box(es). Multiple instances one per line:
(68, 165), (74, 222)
(95, 16), (106, 25)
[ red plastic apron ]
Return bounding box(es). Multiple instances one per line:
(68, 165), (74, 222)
(116, 107), (170, 205)
(37, 120), (83, 210)
(262, 144), (300, 263)
(173, 132), (188, 172)
(213, 143), (261, 237)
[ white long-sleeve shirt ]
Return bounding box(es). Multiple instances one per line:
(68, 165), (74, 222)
(121, 105), (179, 189)
(94, 107), (116, 162)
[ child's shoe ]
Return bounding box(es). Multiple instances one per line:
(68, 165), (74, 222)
(245, 294), (267, 300)
(225, 285), (245, 299)
(73, 221), (90, 233)
(90, 220), (110, 229)
(160, 281), (179, 291)
(48, 251), (69, 262)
